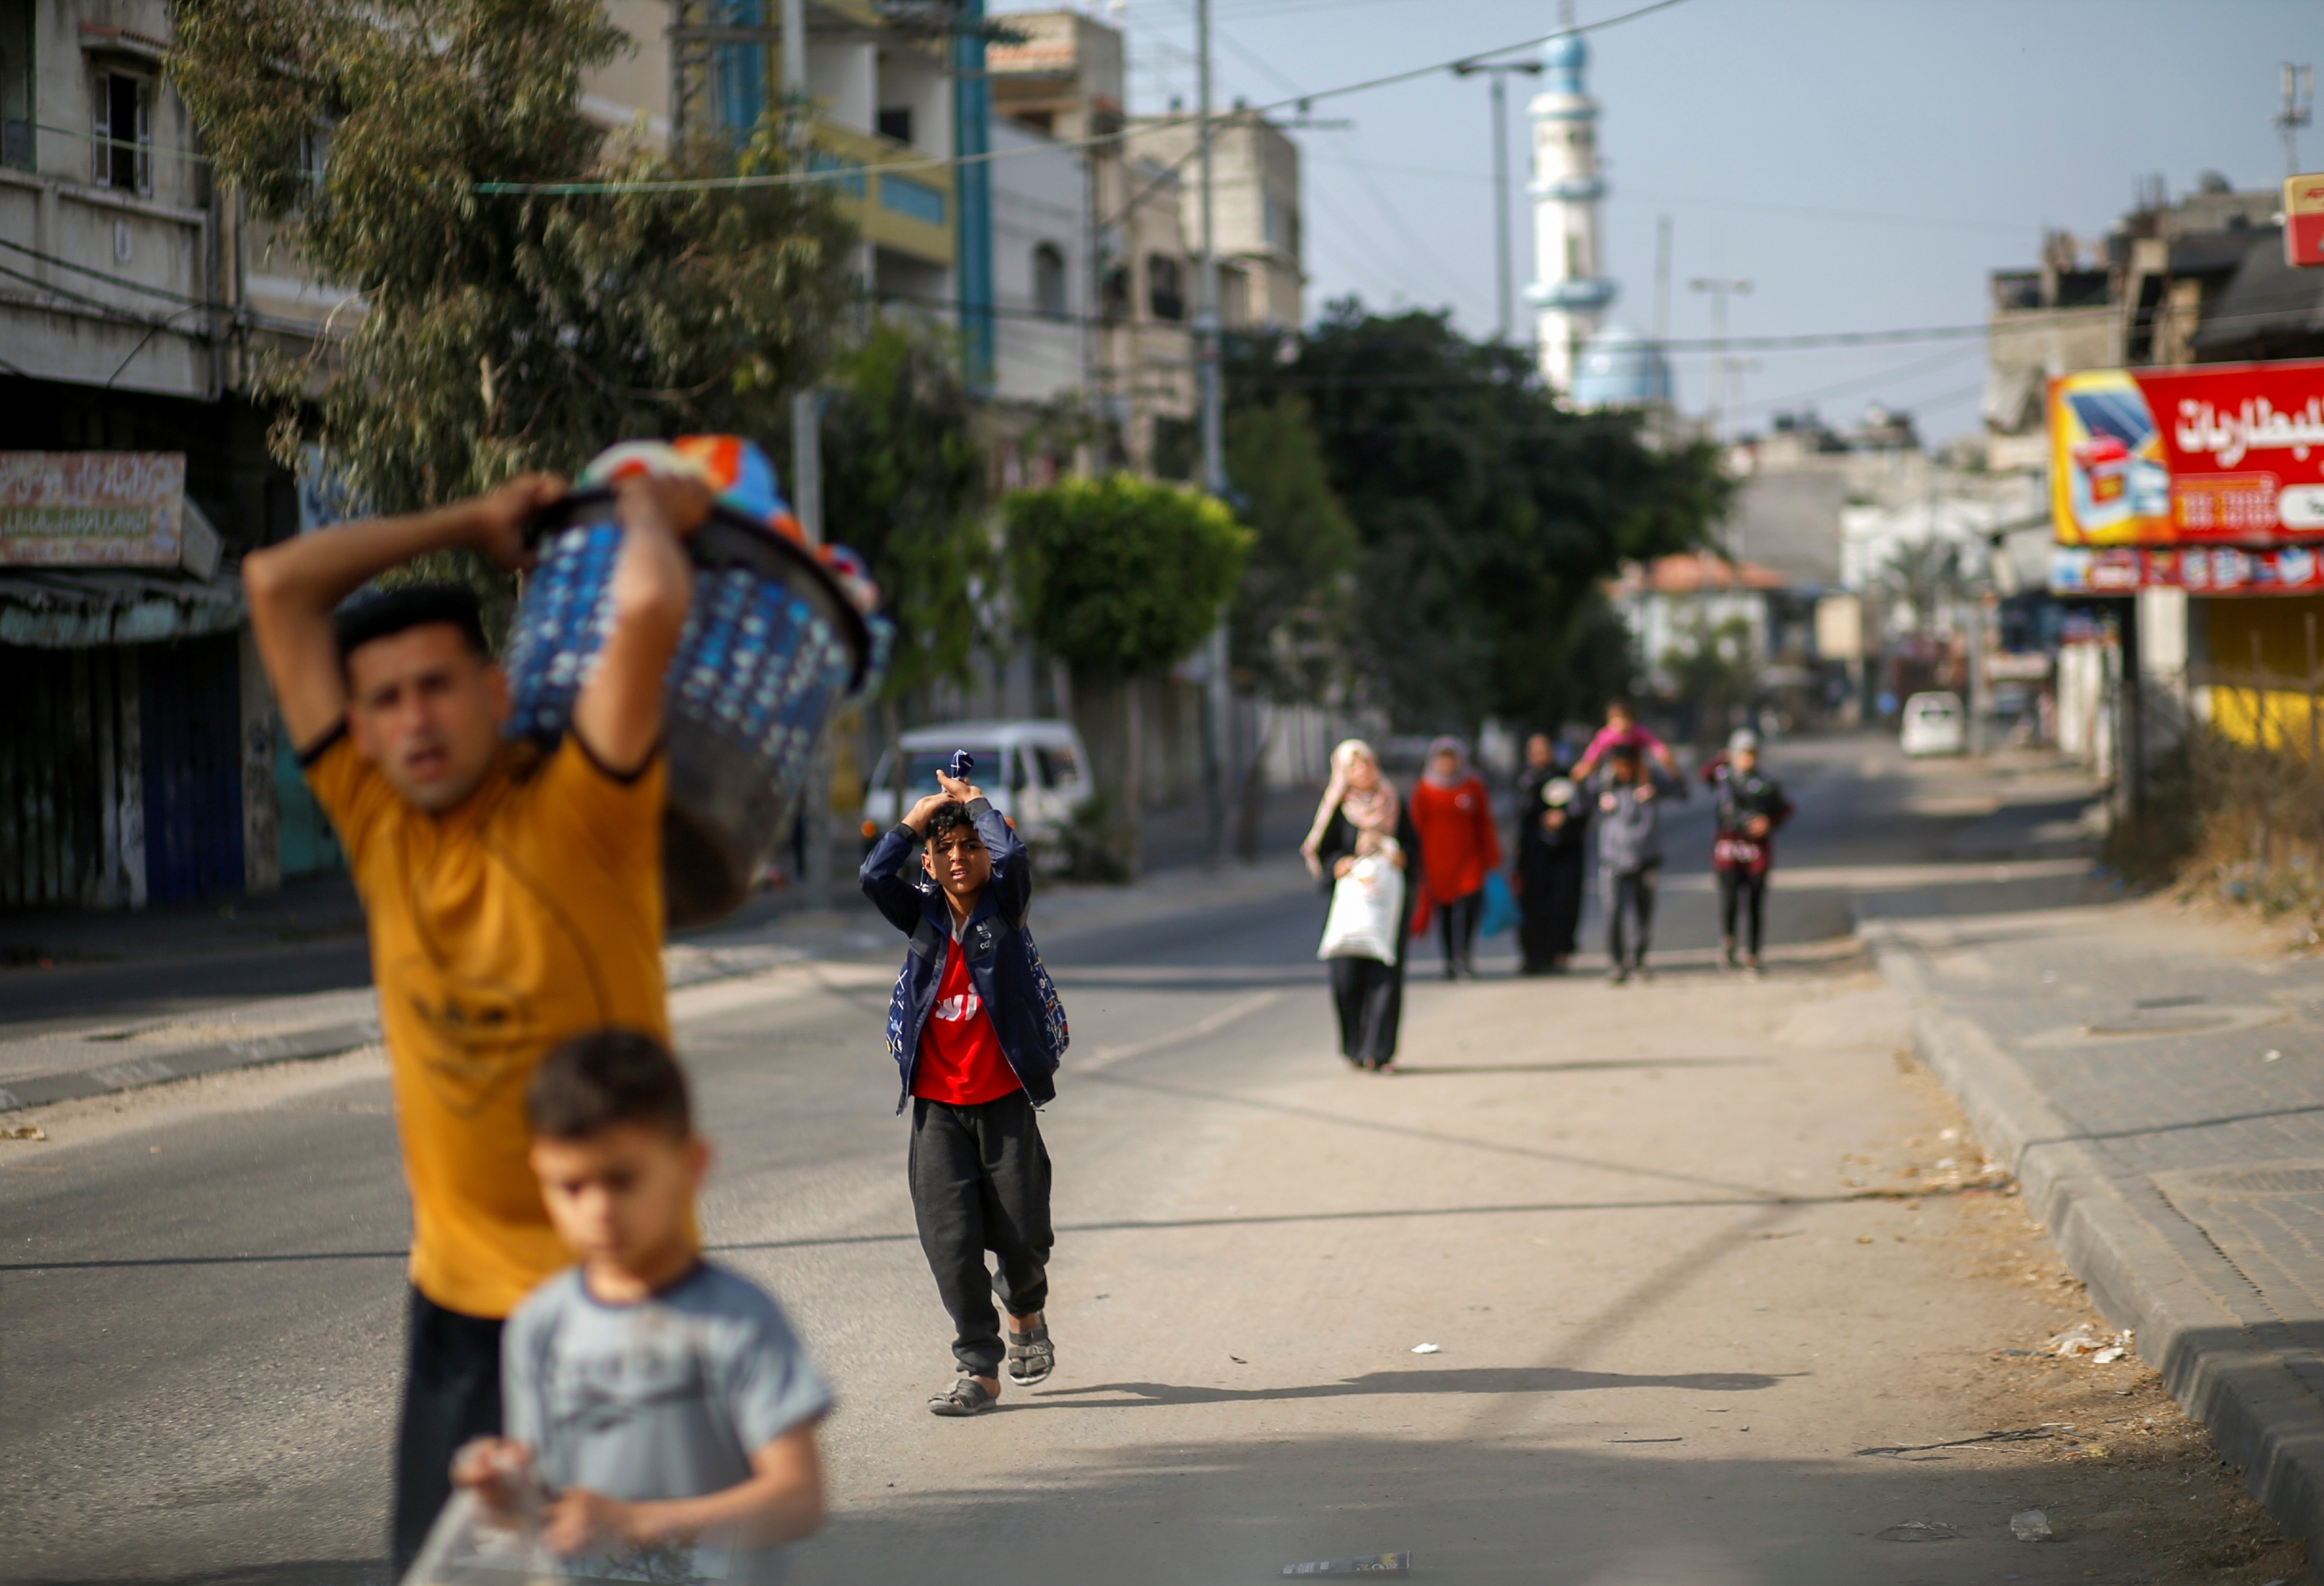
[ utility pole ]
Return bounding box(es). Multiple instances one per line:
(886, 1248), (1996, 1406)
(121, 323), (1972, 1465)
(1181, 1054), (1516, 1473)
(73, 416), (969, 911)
(1452, 59), (1543, 343)
(1196, 0), (1234, 862)
(2278, 63), (2314, 178)
(781, 0), (833, 901)
(1688, 275), (1750, 439)
(1652, 214), (1671, 344)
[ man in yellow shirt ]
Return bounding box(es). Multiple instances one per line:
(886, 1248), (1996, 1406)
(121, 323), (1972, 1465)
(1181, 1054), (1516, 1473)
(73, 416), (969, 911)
(242, 469), (709, 1572)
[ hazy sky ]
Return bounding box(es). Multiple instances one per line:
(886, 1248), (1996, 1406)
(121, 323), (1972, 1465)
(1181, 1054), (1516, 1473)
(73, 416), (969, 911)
(996, 0), (2318, 445)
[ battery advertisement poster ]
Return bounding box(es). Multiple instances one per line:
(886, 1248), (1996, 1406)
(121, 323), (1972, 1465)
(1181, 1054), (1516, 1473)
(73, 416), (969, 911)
(2049, 359), (2324, 549)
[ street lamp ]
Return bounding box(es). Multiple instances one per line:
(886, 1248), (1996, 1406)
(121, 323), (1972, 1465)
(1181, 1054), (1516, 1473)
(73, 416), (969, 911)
(1453, 59), (1543, 344)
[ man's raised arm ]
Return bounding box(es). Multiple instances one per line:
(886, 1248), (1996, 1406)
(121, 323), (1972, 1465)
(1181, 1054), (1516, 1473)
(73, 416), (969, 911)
(569, 474), (712, 776)
(241, 475), (565, 749)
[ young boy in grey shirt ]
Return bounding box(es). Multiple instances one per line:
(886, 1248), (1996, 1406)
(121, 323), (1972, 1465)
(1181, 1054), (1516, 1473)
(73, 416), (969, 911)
(447, 1031), (830, 1582)
(1591, 742), (1678, 984)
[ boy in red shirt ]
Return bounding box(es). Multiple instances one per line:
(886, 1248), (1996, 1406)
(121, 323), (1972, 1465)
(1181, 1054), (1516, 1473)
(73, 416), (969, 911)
(860, 768), (1066, 1416)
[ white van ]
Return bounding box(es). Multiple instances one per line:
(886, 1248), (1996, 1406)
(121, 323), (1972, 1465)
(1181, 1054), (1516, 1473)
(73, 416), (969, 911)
(861, 719), (1095, 853)
(1899, 691), (1968, 757)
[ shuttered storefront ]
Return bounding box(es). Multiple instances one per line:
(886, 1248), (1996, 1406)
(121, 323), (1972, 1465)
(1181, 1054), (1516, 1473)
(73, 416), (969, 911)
(0, 644), (140, 910)
(139, 632), (246, 903)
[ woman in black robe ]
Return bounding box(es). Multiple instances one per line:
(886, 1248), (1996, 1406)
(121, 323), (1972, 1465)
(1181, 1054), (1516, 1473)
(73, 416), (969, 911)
(1303, 739), (1423, 1071)
(1514, 733), (1589, 975)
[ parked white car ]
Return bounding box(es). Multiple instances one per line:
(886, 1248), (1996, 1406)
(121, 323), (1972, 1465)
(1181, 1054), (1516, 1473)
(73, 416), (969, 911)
(861, 719), (1094, 855)
(1899, 691), (1968, 757)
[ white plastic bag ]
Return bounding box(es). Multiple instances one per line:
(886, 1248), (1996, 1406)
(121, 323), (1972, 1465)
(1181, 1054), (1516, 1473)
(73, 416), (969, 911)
(402, 1488), (741, 1585)
(1318, 847), (1405, 964)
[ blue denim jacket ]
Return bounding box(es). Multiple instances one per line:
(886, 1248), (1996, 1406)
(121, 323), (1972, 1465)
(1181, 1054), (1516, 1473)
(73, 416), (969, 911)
(859, 799), (1062, 1114)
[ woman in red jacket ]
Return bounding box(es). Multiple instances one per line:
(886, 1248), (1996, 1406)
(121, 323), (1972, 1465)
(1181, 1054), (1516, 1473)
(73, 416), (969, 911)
(1407, 737), (1503, 979)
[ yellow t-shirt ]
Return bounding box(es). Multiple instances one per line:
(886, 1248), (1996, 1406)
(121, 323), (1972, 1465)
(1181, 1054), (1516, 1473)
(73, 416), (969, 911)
(306, 731), (670, 1319)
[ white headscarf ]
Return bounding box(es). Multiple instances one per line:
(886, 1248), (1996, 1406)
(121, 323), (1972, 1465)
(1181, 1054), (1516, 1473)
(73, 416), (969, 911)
(1301, 739), (1400, 878)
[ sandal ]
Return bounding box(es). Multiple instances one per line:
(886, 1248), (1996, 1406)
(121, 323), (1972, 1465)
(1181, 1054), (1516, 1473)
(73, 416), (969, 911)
(927, 1377), (998, 1416)
(1006, 1321), (1055, 1387)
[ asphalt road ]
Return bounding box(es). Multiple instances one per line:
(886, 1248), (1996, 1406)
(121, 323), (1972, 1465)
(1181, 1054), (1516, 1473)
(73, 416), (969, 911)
(0, 733), (2113, 1584)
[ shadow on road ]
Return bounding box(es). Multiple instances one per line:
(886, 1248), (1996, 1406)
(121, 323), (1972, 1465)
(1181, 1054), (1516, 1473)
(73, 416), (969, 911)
(1034, 1366), (1794, 1408)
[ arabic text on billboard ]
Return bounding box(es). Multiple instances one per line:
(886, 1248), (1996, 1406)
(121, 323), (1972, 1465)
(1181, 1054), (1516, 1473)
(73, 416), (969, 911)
(2050, 360), (2324, 547)
(0, 452), (186, 567)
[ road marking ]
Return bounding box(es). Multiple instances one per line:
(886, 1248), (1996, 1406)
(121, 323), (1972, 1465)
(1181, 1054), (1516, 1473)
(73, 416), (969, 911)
(1078, 989), (1284, 1072)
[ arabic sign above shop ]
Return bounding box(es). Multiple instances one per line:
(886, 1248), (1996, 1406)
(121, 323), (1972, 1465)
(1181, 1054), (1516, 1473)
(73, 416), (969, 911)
(2050, 544), (2324, 596)
(2288, 174), (2324, 269)
(0, 452), (188, 566)
(2050, 361), (2324, 546)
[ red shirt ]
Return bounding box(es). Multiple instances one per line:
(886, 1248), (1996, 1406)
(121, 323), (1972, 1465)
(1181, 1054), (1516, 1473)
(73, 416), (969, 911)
(912, 935), (1023, 1105)
(1408, 776), (1503, 904)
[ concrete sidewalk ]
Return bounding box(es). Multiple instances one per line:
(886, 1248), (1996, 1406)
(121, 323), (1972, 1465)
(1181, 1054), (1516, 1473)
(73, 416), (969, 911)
(1865, 894), (2324, 1554)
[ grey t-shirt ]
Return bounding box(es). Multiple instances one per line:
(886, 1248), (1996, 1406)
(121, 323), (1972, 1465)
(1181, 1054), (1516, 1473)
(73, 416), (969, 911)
(1592, 775), (1666, 874)
(503, 1261), (833, 1580)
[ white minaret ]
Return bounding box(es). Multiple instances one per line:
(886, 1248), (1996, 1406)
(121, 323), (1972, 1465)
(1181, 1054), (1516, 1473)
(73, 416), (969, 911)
(1526, 3), (1615, 394)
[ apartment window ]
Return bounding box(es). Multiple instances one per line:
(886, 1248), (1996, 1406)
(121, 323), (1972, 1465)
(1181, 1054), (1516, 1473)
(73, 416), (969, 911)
(1032, 243), (1067, 319)
(1151, 416), (1196, 481)
(296, 125), (331, 210)
(1262, 193), (1295, 258)
(0, 0), (31, 172)
(877, 106), (913, 145)
(1100, 262), (1130, 321)
(91, 70), (151, 194)
(1146, 253), (1185, 322)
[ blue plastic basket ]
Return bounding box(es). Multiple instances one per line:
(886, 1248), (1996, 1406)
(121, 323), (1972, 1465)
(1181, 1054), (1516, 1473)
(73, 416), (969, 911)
(503, 494), (886, 925)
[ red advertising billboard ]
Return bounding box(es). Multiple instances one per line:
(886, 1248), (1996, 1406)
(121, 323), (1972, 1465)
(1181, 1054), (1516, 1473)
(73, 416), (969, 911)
(2050, 360), (2324, 546)
(2288, 173), (2324, 269)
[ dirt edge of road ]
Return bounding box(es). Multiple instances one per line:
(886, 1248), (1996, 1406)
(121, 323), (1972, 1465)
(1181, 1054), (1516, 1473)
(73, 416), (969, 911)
(1869, 914), (2322, 1577)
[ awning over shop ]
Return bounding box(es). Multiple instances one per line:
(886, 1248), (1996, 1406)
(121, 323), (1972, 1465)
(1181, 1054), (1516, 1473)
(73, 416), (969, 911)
(2192, 236), (2324, 362)
(0, 565), (244, 647)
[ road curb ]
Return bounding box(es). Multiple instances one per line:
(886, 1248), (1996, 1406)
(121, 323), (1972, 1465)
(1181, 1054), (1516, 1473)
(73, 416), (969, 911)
(1862, 918), (2324, 1555)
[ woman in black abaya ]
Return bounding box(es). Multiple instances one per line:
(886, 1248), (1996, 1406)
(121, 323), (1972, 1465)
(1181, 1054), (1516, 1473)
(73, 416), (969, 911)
(1514, 732), (1589, 975)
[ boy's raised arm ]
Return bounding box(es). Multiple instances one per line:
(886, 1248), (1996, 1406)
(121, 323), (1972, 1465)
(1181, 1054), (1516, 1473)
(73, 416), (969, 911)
(242, 476), (563, 749)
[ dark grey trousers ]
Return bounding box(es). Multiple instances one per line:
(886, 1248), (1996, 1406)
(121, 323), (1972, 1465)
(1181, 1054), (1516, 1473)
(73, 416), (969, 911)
(392, 1289), (503, 1575)
(1602, 864), (1659, 967)
(908, 1089), (1053, 1376)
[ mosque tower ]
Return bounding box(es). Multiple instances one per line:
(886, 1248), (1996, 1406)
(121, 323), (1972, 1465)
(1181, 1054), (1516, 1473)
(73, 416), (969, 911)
(1526, 4), (1615, 394)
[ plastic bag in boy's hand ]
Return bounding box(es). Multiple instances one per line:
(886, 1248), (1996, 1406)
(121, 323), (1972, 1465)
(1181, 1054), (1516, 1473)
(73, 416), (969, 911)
(401, 1487), (743, 1585)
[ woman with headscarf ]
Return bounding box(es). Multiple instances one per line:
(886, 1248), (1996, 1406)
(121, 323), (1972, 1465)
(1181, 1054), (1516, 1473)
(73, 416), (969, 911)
(1407, 737), (1502, 980)
(1514, 732), (1589, 975)
(1303, 740), (1422, 1071)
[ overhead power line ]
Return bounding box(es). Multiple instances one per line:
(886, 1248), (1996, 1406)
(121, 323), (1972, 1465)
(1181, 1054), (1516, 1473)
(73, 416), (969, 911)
(474, 0), (1698, 195)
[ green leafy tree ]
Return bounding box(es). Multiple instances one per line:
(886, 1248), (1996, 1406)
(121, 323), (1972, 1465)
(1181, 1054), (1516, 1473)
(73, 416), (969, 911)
(170, 0), (856, 519)
(818, 321), (990, 693)
(1005, 475), (1250, 872)
(1229, 305), (1729, 735)
(1660, 611), (1759, 748)
(1222, 394), (1358, 854)
(815, 318), (990, 814)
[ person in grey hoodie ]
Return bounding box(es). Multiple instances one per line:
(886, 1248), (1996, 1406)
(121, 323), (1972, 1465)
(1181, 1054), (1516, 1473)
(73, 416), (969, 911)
(1592, 742), (1675, 983)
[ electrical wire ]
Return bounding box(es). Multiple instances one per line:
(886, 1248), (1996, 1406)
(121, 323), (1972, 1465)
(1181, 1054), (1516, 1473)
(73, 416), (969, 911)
(1717, 342), (1984, 419)
(0, 236), (216, 308)
(474, 0), (1698, 194)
